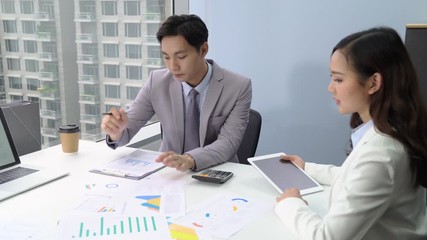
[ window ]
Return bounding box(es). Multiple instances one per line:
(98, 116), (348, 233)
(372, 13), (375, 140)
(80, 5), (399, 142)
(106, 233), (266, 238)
(84, 104), (100, 115)
(105, 104), (120, 112)
(105, 85), (120, 98)
(27, 96), (39, 102)
(124, 1), (140, 16)
(10, 95), (23, 101)
(3, 20), (17, 33)
(5, 39), (19, 52)
(24, 40), (37, 53)
(125, 23), (141, 37)
(125, 44), (142, 59)
(22, 21), (36, 34)
(9, 76), (22, 89)
(20, 0), (34, 14)
(103, 44), (119, 58)
(7, 58), (20, 71)
(27, 78), (39, 91)
(25, 59), (39, 72)
(0, 0), (174, 148)
(104, 64), (120, 78)
(126, 86), (139, 100)
(101, 1), (117, 15)
(126, 65), (142, 80)
(1, 0), (15, 13)
(102, 23), (118, 37)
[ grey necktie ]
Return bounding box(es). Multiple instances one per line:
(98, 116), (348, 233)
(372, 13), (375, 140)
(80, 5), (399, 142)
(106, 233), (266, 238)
(184, 88), (200, 152)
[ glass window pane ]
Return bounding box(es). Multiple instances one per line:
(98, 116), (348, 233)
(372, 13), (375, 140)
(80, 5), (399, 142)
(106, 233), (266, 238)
(22, 21), (36, 34)
(1, 0), (15, 13)
(103, 44), (119, 58)
(24, 40), (37, 53)
(105, 85), (120, 98)
(27, 78), (39, 91)
(125, 23), (141, 37)
(124, 1), (140, 16)
(125, 45), (141, 59)
(126, 86), (139, 100)
(9, 76), (22, 89)
(7, 58), (20, 71)
(3, 20), (17, 33)
(102, 1), (117, 15)
(102, 23), (118, 37)
(104, 64), (120, 78)
(126, 65), (142, 80)
(25, 59), (39, 72)
(20, 0), (34, 14)
(5, 39), (19, 52)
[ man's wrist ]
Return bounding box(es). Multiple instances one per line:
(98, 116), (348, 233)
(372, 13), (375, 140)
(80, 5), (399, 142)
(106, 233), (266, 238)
(183, 153), (197, 171)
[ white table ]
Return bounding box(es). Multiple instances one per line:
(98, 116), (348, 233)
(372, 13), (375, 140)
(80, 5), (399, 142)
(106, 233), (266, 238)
(0, 140), (329, 239)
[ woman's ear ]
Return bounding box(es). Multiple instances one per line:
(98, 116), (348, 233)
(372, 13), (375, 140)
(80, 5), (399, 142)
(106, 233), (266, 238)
(368, 73), (382, 94)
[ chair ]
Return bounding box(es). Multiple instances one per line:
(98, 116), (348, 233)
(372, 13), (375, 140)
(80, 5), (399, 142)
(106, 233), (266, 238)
(237, 109), (262, 165)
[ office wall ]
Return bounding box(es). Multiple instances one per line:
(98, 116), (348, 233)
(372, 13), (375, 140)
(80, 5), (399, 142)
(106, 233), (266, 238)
(190, 0), (427, 165)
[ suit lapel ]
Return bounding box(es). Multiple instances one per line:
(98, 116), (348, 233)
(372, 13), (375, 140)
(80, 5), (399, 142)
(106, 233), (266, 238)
(200, 62), (224, 145)
(170, 80), (185, 150)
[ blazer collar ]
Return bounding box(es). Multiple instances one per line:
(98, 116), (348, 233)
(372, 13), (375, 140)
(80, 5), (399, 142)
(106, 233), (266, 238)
(199, 59), (224, 144)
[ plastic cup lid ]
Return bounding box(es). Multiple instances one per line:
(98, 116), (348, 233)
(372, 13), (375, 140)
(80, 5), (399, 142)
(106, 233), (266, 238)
(58, 124), (80, 133)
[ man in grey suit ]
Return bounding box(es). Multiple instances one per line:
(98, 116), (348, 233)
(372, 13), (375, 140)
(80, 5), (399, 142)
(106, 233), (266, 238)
(101, 14), (252, 172)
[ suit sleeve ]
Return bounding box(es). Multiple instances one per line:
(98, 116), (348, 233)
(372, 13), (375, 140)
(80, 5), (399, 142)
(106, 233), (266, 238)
(305, 163), (340, 185)
(106, 72), (155, 148)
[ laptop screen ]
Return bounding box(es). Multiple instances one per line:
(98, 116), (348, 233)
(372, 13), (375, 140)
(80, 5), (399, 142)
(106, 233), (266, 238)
(0, 109), (20, 170)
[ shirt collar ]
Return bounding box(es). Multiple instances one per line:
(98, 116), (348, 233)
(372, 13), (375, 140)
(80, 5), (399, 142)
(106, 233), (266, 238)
(182, 61), (212, 95)
(351, 120), (374, 148)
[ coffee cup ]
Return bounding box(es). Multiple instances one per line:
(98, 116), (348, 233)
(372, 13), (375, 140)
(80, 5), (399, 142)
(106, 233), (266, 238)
(58, 124), (80, 154)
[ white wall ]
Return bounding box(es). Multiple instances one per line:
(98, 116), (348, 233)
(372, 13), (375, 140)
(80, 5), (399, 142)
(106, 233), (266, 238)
(190, 0), (427, 165)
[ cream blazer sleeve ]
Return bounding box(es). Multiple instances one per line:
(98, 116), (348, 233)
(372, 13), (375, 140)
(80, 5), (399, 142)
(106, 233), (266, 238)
(275, 128), (427, 240)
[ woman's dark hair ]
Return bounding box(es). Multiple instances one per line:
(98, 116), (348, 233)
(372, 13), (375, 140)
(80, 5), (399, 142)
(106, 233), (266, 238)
(156, 14), (208, 51)
(333, 27), (427, 187)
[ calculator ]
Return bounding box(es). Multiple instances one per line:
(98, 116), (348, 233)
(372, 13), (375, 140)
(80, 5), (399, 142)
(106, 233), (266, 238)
(192, 169), (233, 184)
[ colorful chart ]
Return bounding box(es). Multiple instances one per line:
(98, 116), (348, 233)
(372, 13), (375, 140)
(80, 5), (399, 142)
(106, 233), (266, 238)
(60, 215), (171, 239)
(135, 195), (161, 212)
(169, 223), (198, 240)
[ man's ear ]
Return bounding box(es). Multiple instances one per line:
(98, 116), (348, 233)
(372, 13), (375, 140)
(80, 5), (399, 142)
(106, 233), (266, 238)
(200, 42), (208, 57)
(368, 73), (382, 94)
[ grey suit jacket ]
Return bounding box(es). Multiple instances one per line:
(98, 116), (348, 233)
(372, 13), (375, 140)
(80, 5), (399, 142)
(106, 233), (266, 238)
(110, 59), (252, 171)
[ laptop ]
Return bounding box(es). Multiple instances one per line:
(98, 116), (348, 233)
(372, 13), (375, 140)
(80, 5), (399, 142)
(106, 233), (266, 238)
(0, 108), (69, 201)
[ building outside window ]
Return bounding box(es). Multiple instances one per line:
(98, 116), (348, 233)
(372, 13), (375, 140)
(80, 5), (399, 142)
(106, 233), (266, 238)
(103, 44), (119, 58)
(0, 0), (175, 148)
(9, 76), (22, 89)
(5, 39), (19, 52)
(23, 40), (37, 53)
(22, 21), (36, 34)
(3, 20), (17, 33)
(1, 0), (15, 13)
(20, 0), (34, 14)
(124, 1), (140, 16)
(125, 44), (142, 59)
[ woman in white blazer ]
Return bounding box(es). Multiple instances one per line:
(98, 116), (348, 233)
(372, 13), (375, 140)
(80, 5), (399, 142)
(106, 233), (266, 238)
(275, 27), (427, 240)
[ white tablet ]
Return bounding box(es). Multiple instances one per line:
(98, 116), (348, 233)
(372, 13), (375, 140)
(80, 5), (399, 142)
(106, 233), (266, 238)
(248, 152), (323, 195)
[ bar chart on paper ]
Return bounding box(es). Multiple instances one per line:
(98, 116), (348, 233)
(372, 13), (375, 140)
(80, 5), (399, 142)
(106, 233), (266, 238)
(59, 214), (172, 239)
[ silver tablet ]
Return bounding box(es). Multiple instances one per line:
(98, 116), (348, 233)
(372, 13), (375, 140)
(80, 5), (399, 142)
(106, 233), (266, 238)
(248, 153), (323, 195)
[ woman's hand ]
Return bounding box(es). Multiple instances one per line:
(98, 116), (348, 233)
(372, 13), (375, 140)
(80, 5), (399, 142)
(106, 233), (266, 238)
(276, 188), (307, 205)
(280, 154), (305, 170)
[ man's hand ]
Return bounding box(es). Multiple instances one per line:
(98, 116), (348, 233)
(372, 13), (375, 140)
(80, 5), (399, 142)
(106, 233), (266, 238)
(101, 108), (128, 141)
(155, 151), (195, 171)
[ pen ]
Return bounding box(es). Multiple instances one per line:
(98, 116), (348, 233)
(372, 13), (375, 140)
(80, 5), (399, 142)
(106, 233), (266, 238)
(102, 112), (113, 115)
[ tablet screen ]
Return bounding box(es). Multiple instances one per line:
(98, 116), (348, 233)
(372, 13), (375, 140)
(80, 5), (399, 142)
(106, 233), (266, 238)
(249, 153), (323, 195)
